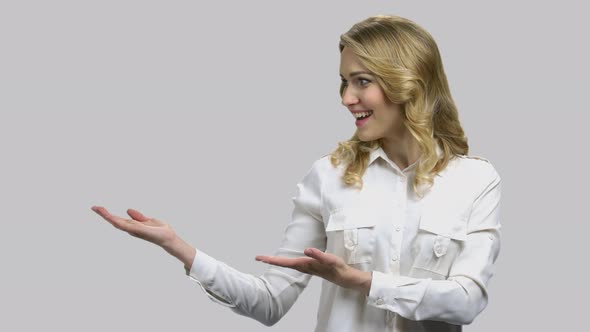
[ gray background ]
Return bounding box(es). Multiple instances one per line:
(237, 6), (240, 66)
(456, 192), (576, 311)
(1, 0), (587, 331)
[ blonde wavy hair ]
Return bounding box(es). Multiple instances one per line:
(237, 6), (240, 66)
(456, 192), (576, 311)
(330, 15), (469, 198)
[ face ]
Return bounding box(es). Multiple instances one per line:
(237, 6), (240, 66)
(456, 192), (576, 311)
(339, 46), (406, 143)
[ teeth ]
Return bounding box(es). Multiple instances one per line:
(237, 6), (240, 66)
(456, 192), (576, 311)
(354, 111), (373, 119)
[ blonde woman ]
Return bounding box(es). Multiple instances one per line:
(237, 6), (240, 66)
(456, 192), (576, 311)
(92, 15), (502, 332)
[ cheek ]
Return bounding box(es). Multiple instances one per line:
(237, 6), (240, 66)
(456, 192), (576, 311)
(363, 89), (386, 107)
(380, 103), (403, 122)
(374, 110), (403, 132)
(374, 108), (397, 122)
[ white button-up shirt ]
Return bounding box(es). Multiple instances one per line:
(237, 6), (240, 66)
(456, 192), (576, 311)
(186, 143), (502, 332)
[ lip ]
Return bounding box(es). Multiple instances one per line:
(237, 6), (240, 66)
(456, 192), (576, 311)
(355, 113), (372, 127)
(350, 109), (373, 119)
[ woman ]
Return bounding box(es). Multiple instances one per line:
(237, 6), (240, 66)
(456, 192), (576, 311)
(92, 15), (502, 332)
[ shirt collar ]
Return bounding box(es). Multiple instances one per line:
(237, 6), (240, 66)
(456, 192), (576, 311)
(368, 139), (443, 170)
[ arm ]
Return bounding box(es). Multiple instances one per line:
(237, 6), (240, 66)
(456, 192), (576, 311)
(159, 236), (196, 275)
(183, 160), (327, 326)
(366, 165), (502, 325)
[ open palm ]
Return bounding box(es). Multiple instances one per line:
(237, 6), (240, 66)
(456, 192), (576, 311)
(91, 206), (177, 247)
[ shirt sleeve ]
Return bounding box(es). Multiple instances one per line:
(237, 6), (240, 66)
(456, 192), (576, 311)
(367, 163), (502, 325)
(185, 159), (327, 327)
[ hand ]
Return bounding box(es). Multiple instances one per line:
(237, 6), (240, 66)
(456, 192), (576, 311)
(91, 206), (177, 248)
(255, 248), (372, 294)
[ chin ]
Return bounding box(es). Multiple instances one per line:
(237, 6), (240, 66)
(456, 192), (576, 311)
(356, 131), (373, 142)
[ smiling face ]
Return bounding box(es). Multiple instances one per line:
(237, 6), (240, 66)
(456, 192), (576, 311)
(339, 46), (406, 143)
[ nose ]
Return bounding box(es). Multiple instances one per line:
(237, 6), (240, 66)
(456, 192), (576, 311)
(341, 86), (359, 108)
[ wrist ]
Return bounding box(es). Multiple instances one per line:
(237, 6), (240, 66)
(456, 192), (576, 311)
(345, 266), (372, 296)
(162, 236), (197, 273)
(361, 271), (372, 296)
(353, 269), (372, 296)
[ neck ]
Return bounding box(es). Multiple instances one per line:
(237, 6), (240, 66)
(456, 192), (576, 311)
(379, 129), (421, 170)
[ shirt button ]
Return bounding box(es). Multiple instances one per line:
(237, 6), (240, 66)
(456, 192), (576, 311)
(376, 298), (385, 305)
(391, 256), (398, 261)
(395, 226), (401, 232)
(434, 246), (444, 256)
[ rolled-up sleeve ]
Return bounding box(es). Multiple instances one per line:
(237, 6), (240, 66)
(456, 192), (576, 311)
(186, 159), (327, 326)
(367, 164), (502, 325)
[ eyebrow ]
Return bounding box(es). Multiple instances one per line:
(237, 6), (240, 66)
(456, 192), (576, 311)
(339, 71), (372, 79)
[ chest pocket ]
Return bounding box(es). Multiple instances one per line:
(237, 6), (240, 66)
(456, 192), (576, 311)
(410, 210), (468, 280)
(325, 207), (377, 265)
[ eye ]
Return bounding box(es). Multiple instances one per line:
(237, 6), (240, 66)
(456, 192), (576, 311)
(357, 78), (371, 86)
(339, 77), (371, 96)
(340, 78), (371, 87)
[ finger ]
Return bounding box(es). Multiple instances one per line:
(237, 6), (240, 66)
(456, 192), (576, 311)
(255, 255), (293, 266)
(304, 248), (328, 263)
(91, 206), (140, 233)
(127, 208), (150, 222)
(255, 255), (313, 269)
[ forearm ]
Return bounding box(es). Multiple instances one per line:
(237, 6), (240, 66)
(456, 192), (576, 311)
(367, 272), (487, 325)
(187, 248), (314, 326)
(161, 236), (197, 274)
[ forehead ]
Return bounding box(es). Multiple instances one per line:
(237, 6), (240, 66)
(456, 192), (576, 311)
(339, 47), (371, 77)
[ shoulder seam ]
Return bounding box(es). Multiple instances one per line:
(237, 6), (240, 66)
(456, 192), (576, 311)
(460, 155), (491, 163)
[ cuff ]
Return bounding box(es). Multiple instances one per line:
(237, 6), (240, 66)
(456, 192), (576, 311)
(366, 271), (428, 312)
(185, 249), (236, 307)
(367, 271), (399, 310)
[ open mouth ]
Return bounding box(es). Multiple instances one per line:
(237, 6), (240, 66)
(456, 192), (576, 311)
(355, 111), (373, 121)
(356, 111), (373, 120)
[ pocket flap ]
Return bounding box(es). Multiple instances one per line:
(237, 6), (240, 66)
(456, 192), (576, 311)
(326, 207), (377, 232)
(418, 211), (467, 241)
(433, 235), (451, 257)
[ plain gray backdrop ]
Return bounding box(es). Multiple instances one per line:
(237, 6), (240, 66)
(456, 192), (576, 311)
(1, 0), (588, 331)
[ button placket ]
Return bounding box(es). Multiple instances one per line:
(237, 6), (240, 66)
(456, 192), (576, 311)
(397, 176), (408, 209)
(390, 185), (406, 275)
(389, 210), (404, 276)
(389, 242), (401, 274)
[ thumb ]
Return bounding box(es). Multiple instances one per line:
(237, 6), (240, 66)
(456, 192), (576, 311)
(127, 208), (150, 222)
(304, 248), (328, 262)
